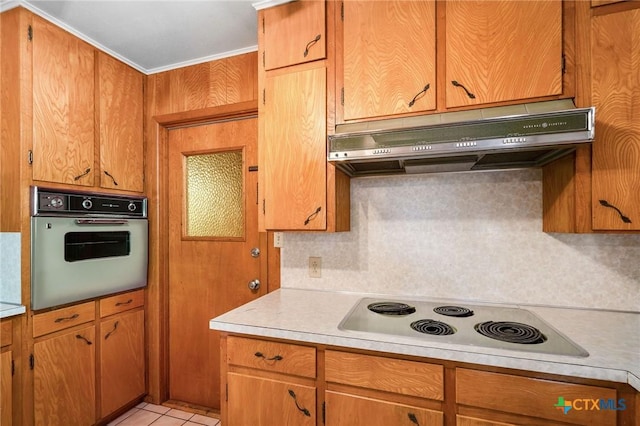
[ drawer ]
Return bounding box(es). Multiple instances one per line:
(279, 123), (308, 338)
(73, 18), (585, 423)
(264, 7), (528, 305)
(456, 369), (617, 425)
(100, 289), (144, 318)
(33, 301), (95, 338)
(1, 319), (12, 348)
(227, 336), (316, 379)
(325, 350), (444, 401)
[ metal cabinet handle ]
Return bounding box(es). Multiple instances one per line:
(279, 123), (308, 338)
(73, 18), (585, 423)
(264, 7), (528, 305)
(451, 80), (476, 99)
(303, 34), (321, 57)
(115, 299), (133, 307)
(104, 170), (119, 186)
(288, 389), (311, 417)
(599, 200), (632, 224)
(408, 84), (430, 107)
(54, 314), (79, 323)
(254, 351), (283, 361)
(75, 334), (93, 345)
(74, 168), (91, 181)
(304, 206), (322, 226)
(105, 321), (119, 340)
(408, 412), (420, 425)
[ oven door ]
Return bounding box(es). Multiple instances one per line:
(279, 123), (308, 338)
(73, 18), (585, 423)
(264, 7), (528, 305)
(31, 216), (148, 310)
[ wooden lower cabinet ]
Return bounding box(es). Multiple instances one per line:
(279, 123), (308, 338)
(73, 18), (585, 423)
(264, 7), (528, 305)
(99, 309), (145, 418)
(1, 350), (12, 425)
(227, 373), (316, 426)
(33, 325), (96, 426)
(222, 335), (638, 426)
(325, 391), (443, 426)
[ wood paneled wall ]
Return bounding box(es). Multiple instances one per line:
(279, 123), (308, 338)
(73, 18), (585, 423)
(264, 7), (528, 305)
(144, 52), (281, 405)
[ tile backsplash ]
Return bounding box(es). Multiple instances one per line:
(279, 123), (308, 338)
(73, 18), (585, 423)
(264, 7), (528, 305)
(0, 232), (22, 304)
(281, 169), (640, 312)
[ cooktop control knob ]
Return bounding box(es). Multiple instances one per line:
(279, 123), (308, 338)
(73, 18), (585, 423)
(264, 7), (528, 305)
(128, 202), (137, 212)
(82, 199), (93, 210)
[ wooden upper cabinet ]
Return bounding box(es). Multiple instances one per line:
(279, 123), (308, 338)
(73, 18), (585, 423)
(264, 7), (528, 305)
(32, 15), (95, 186)
(263, 0), (326, 70)
(341, 1), (436, 121)
(97, 52), (144, 192)
(262, 64), (327, 230)
(445, 0), (563, 108)
(591, 8), (640, 230)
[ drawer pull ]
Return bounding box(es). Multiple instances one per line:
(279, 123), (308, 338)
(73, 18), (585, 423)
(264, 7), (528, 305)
(288, 389), (311, 417)
(54, 314), (79, 323)
(254, 351), (283, 362)
(408, 412), (419, 425)
(104, 321), (119, 340)
(75, 334), (92, 345)
(115, 299), (133, 307)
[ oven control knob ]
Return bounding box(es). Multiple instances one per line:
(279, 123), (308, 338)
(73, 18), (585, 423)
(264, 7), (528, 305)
(50, 197), (63, 209)
(128, 202), (137, 212)
(82, 199), (93, 210)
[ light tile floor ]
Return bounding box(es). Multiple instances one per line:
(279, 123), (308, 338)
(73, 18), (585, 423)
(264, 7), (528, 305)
(108, 402), (221, 426)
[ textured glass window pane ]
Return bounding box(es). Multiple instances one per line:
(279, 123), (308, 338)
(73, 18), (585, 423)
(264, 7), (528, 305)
(185, 151), (244, 237)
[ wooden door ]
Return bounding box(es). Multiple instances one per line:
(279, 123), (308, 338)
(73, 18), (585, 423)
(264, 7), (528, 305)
(168, 117), (264, 409)
(97, 52), (144, 192)
(33, 326), (96, 426)
(32, 15), (95, 186)
(262, 64), (327, 230)
(263, 0), (326, 71)
(0, 350), (11, 425)
(591, 8), (640, 230)
(341, 1), (436, 121)
(325, 391), (443, 426)
(99, 309), (145, 418)
(445, 0), (562, 108)
(227, 373), (316, 426)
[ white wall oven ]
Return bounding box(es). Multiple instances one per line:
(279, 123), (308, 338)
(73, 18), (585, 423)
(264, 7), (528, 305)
(30, 186), (148, 310)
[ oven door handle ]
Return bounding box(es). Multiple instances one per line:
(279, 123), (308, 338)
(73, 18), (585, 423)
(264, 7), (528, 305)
(75, 219), (129, 225)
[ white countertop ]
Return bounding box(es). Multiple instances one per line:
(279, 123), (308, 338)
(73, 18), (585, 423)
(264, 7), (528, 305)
(210, 288), (640, 392)
(0, 302), (26, 319)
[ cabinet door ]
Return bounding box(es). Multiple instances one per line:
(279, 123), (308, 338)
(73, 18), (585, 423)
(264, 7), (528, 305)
(445, 0), (562, 108)
(227, 373), (316, 426)
(263, 0), (326, 70)
(342, 1), (436, 121)
(325, 391), (443, 426)
(262, 65), (327, 230)
(100, 309), (145, 418)
(0, 351), (11, 426)
(591, 8), (640, 230)
(32, 15), (95, 186)
(33, 326), (95, 426)
(97, 52), (144, 192)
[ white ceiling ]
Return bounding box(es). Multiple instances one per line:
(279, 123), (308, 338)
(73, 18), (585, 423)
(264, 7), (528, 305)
(1, 0), (289, 74)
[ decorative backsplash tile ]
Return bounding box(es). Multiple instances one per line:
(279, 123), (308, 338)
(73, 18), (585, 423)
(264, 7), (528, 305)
(0, 232), (22, 304)
(281, 169), (640, 312)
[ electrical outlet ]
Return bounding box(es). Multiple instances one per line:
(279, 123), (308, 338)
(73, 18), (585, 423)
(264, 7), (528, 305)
(273, 232), (283, 248)
(308, 256), (321, 278)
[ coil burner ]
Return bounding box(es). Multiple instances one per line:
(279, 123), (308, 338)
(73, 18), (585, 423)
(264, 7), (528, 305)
(410, 319), (456, 336)
(433, 305), (474, 317)
(367, 302), (416, 316)
(474, 321), (547, 345)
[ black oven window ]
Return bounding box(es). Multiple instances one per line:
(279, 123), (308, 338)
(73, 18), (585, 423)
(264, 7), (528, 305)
(64, 231), (131, 262)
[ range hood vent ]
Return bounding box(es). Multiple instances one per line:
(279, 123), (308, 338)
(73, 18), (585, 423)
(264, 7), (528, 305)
(328, 100), (595, 176)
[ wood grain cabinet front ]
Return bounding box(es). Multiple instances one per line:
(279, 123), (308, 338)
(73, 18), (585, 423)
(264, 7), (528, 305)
(33, 325), (96, 426)
(227, 336), (316, 378)
(31, 14), (95, 187)
(262, 0), (326, 71)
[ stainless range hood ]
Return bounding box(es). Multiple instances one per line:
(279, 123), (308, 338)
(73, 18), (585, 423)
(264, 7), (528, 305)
(328, 100), (595, 176)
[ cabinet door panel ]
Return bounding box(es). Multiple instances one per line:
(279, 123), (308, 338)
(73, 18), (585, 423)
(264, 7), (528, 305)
(0, 351), (11, 426)
(100, 309), (145, 417)
(342, 1), (436, 120)
(227, 373), (316, 426)
(591, 8), (640, 230)
(326, 391), (443, 426)
(263, 65), (327, 230)
(446, 0), (562, 108)
(34, 326), (95, 426)
(263, 0), (326, 70)
(98, 52), (144, 192)
(32, 15), (95, 186)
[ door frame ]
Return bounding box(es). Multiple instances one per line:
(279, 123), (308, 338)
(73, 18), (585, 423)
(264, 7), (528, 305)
(145, 100), (280, 406)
